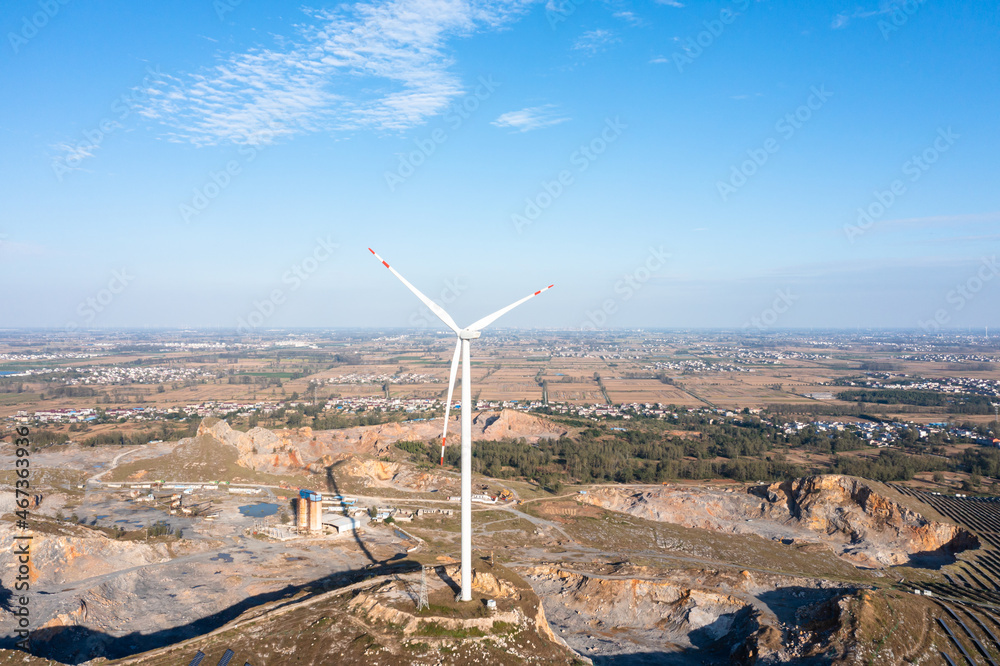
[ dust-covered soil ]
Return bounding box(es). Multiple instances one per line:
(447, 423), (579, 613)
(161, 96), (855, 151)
(0, 408), (985, 665)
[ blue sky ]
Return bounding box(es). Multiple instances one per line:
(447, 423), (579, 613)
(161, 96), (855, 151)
(2, 0), (998, 331)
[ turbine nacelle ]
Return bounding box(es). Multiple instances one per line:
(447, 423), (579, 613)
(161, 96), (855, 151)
(458, 329), (481, 340)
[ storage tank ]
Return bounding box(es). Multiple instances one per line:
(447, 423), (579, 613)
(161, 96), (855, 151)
(309, 498), (323, 532)
(296, 497), (308, 530)
(299, 489), (322, 532)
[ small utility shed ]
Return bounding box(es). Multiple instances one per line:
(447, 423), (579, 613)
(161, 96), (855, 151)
(324, 514), (367, 534)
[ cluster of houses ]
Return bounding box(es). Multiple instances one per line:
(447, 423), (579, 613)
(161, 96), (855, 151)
(840, 374), (1000, 399)
(642, 359), (748, 374)
(324, 396), (439, 414)
(1, 367), (59, 378)
(705, 348), (832, 364)
(65, 365), (217, 385)
(180, 401), (280, 417)
(12, 400), (284, 424)
(8, 380), (995, 451)
(1, 363), (217, 382)
(14, 406), (161, 424)
(550, 349), (645, 360)
(0, 351), (99, 362)
(780, 418), (995, 447)
(325, 372), (440, 384)
(367, 506), (455, 523)
(896, 353), (997, 364)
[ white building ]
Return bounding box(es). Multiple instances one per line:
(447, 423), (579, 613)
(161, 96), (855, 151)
(324, 514), (368, 534)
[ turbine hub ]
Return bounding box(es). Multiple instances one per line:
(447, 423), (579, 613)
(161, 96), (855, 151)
(458, 329), (481, 340)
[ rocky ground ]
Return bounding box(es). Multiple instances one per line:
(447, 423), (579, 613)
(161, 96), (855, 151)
(0, 413), (976, 664)
(578, 475), (977, 568)
(201, 409), (570, 475)
(0, 510), (400, 663)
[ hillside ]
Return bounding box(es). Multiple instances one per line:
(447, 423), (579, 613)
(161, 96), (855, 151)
(578, 475), (977, 568)
(197, 409), (570, 475)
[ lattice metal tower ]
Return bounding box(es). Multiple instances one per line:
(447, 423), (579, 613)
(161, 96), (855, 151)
(417, 566), (429, 612)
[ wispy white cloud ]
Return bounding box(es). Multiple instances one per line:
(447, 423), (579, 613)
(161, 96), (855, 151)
(139, 0), (533, 146)
(49, 142), (98, 174)
(612, 10), (644, 26)
(649, 55), (668, 64)
(492, 104), (570, 132)
(831, 2), (902, 29)
(52, 142), (97, 163)
(654, 0), (684, 7)
(573, 28), (619, 54)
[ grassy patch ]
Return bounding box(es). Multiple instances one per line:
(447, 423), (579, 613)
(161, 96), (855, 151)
(415, 621), (486, 639)
(553, 504), (873, 583)
(106, 433), (300, 486)
(418, 603), (461, 617)
(491, 621), (517, 635)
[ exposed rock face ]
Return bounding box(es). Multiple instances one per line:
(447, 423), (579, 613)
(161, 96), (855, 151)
(198, 419), (311, 472)
(349, 592), (521, 635)
(343, 458), (398, 482)
(523, 565), (753, 649)
(473, 409), (568, 442)
(757, 476), (978, 566)
(0, 520), (174, 586)
(579, 475), (976, 568)
(198, 409), (568, 475)
(338, 458), (458, 493)
(448, 566), (520, 600)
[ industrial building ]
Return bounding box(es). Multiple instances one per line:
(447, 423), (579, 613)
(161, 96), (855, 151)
(323, 514), (367, 535)
(296, 489), (324, 533)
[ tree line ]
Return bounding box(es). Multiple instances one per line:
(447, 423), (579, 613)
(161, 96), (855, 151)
(838, 389), (995, 414)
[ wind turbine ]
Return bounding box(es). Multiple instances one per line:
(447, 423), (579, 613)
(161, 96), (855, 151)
(369, 247), (553, 602)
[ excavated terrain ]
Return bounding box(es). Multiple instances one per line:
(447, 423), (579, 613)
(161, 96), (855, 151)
(336, 457), (460, 494)
(0, 512), (385, 664)
(0, 409), (980, 664)
(518, 563), (945, 665)
(200, 409), (569, 475)
(579, 475), (977, 567)
(521, 563), (759, 661)
(0, 518), (181, 587)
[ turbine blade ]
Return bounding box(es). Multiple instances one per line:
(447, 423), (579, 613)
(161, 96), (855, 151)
(440, 338), (462, 465)
(369, 248), (460, 333)
(468, 284), (554, 332)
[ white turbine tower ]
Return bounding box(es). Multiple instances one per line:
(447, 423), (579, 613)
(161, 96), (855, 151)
(369, 248), (553, 602)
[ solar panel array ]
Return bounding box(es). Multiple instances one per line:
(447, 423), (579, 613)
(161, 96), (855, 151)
(887, 484), (1000, 663)
(186, 649), (253, 666)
